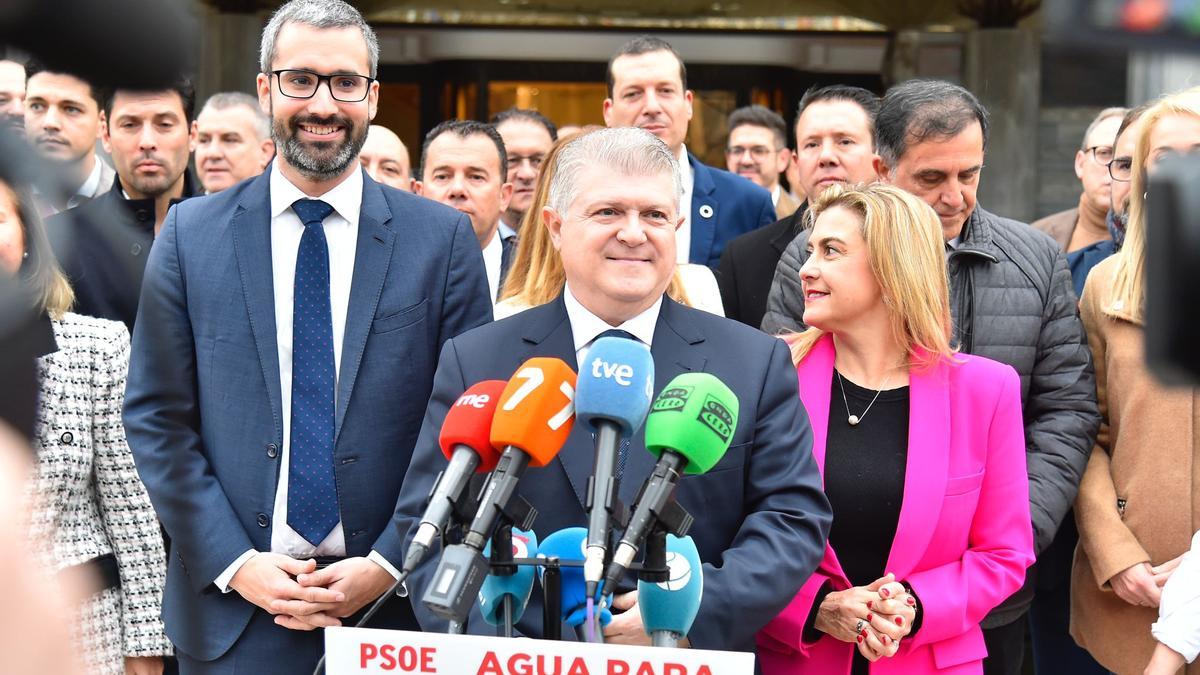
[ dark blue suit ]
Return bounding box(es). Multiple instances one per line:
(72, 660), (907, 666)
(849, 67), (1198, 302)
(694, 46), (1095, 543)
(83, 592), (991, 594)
(391, 295), (832, 652)
(687, 153), (776, 269)
(123, 168), (493, 670)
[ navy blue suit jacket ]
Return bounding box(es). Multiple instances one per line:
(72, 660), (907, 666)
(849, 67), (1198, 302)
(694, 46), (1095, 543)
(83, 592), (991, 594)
(687, 153), (776, 269)
(392, 295), (832, 652)
(122, 168), (493, 662)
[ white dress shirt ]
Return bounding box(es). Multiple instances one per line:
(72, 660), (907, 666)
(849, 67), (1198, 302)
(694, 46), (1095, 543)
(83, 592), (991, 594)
(562, 283), (661, 361)
(1152, 529), (1200, 664)
(675, 145), (694, 265)
(770, 184), (781, 207)
(482, 229), (503, 304)
(216, 165), (399, 590)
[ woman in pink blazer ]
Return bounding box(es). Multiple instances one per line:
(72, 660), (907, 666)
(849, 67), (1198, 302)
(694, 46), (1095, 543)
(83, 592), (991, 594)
(757, 183), (1034, 674)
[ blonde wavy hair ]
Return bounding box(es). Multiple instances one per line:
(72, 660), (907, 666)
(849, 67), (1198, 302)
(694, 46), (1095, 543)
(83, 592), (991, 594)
(782, 182), (954, 370)
(1107, 86), (1200, 323)
(1, 179), (73, 318)
(498, 130), (690, 308)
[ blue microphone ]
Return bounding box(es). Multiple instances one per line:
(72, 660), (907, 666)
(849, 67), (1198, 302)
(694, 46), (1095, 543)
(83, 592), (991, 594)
(538, 527), (613, 628)
(479, 529), (540, 635)
(575, 336), (655, 600)
(638, 534), (703, 648)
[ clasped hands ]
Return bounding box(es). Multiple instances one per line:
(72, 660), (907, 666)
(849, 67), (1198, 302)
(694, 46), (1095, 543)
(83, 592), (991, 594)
(814, 573), (917, 662)
(1111, 555), (1185, 609)
(228, 553), (396, 631)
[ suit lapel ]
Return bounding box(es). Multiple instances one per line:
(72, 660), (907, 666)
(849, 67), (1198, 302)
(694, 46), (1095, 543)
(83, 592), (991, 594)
(687, 153), (718, 266)
(335, 177), (394, 440)
(796, 335), (849, 582)
(231, 173), (283, 438)
(883, 357), (951, 579)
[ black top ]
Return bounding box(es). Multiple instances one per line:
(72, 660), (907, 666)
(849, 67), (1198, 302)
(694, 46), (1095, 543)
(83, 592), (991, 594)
(823, 371), (909, 674)
(715, 203), (807, 329)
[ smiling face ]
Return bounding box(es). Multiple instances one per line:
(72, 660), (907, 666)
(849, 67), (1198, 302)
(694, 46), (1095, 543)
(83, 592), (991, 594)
(194, 104), (274, 193)
(793, 99), (877, 203)
(256, 22), (378, 190)
(879, 121), (984, 241)
(416, 132), (512, 247)
(603, 50), (693, 155)
(798, 205), (882, 334)
(545, 162), (679, 325)
(102, 90), (196, 200)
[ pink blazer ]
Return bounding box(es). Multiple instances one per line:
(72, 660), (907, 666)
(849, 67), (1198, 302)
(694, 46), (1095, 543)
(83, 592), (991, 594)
(757, 336), (1034, 674)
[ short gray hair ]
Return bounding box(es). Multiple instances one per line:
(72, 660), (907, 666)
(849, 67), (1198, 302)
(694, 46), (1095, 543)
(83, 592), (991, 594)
(200, 91), (270, 141)
(1080, 106), (1128, 150)
(548, 127), (682, 216)
(260, 0), (380, 78)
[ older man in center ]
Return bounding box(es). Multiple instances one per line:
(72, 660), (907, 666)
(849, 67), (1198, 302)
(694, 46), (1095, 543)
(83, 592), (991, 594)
(394, 127), (831, 651)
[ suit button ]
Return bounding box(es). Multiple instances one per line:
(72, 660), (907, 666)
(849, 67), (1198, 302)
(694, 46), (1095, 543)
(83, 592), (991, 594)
(266, 443), (278, 458)
(60, 431), (74, 444)
(256, 513), (269, 528)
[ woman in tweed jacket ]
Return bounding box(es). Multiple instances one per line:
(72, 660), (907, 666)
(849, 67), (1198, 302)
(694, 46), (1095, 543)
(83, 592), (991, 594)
(1, 176), (171, 674)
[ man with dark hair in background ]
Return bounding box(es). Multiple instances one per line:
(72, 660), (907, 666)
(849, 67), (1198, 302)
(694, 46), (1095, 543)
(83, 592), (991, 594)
(194, 91), (275, 194)
(724, 104), (798, 219)
(23, 62), (114, 215)
(718, 85), (879, 328)
(603, 35), (775, 269)
(763, 79), (1100, 675)
(47, 78), (198, 330)
(0, 59), (25, 136)
(415, 119), (514, 303)
(490, 107), (556, 239)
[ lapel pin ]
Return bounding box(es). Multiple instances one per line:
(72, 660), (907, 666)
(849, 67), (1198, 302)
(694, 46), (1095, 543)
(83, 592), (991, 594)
(698, 204), (714, 219)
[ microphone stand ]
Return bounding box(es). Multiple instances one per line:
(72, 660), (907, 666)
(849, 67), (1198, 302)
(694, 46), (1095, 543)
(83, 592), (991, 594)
(542, 556), (562, 641)
(489, 521), (518, 638)
(637, 526), (680, 648)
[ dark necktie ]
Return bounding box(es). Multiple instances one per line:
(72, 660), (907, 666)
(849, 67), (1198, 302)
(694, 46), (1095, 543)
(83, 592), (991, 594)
(595, 328), (638, 483)
(287, 198), (339, 545)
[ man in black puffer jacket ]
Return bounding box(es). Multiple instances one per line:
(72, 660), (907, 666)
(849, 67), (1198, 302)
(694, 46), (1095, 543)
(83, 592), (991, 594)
(761, 80), (1100, 675)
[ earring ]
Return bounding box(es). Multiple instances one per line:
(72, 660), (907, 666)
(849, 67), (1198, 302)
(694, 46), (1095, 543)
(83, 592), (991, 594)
(22, 251), (28, 259)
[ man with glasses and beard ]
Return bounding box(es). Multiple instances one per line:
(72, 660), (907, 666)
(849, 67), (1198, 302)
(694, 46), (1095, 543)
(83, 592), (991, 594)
(121, 0), (492, 672)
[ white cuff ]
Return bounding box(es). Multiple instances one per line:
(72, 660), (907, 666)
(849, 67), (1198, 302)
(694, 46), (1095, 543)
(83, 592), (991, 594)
(367, 550), (407, 597)
(215, 550), (259, 593)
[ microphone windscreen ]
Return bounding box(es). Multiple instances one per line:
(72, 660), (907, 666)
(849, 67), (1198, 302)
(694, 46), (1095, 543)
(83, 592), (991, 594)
(575, 336), (655, 436)
(479, 529), (540, 626)
(491, 358), (577, 467)
(637, 535), (704, 636)
(537, 527), (612, 627)
(644, 373), (740, 475)
(439, 380), (507, 472)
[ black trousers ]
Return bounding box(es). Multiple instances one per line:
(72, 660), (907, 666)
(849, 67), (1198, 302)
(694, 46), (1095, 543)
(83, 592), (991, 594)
(983, 616), (1028, 675)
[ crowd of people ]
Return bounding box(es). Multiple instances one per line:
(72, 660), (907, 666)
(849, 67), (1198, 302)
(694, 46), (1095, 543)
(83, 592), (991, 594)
(1, 0), (1200, 673)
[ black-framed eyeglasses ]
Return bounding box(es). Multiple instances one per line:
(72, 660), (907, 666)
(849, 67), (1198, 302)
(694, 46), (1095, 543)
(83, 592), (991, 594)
(1108, 156), (1132, 182)
(1084, 145), (1115, 165)
(269, 69), (374, 102)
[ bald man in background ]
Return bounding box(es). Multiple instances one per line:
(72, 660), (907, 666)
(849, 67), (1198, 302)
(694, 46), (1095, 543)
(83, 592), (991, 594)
(360, 124), (411, 191)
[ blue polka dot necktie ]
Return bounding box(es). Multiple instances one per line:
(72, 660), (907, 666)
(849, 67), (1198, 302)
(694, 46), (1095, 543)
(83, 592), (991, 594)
(595, 328), (638, 483)
(288, 198), (339, 545)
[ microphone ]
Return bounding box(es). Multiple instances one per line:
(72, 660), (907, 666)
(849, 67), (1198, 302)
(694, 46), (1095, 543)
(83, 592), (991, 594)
(575, 336), (655, 600)
(601, 373), (739, 597)
(538, 527), (613, 628)
(423, 358), (577, 623)
(404, 381), (507, 574)
(638, 534), (703, 648)
(479, 529), (540, 635)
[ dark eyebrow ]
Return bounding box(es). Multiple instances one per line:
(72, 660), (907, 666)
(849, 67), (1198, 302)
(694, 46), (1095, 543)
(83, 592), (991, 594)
(915, 169), (947, 181)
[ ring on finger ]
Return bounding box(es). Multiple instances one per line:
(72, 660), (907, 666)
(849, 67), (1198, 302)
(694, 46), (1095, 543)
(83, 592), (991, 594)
(854, 618), (866, 633)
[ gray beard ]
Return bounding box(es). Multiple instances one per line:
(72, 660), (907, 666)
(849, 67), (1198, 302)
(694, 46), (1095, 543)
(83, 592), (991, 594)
(271, 108), (366, 181)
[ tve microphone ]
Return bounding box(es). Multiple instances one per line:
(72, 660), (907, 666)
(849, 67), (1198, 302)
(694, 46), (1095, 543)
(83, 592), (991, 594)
(601, 373), (739, 596)
(575, 336), (655, 599)
(404, 381), (507, 574)
(538, 528), (613, 628)
(479, 529), (540, 631)
(638, 534), (703, 648)
(423, 358), (576, 623)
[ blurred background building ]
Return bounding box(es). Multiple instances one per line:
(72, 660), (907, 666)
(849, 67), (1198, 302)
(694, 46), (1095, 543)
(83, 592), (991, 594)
(192, 0), (1198, 222)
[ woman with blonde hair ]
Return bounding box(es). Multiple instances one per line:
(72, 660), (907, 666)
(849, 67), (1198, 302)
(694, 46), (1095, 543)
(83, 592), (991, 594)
(757, 183), (1033, 674)
(1071, 87), (1200, 675)
(0, 175), (171, 675)
(495, 132), (722, 319)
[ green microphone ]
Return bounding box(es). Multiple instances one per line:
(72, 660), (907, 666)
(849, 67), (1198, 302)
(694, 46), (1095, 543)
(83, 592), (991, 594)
(601, 373), (739, 596)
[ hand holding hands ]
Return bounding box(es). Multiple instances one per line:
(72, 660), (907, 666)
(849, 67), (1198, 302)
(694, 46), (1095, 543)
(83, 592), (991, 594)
(814, 573), (917, 662)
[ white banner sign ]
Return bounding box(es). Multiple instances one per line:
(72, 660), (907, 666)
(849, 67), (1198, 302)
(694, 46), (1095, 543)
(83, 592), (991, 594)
(325, 627), (755, 675)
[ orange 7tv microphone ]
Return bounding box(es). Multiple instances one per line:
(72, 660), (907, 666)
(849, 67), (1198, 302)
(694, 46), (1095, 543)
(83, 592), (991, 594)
(423, 358), (577, 623)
